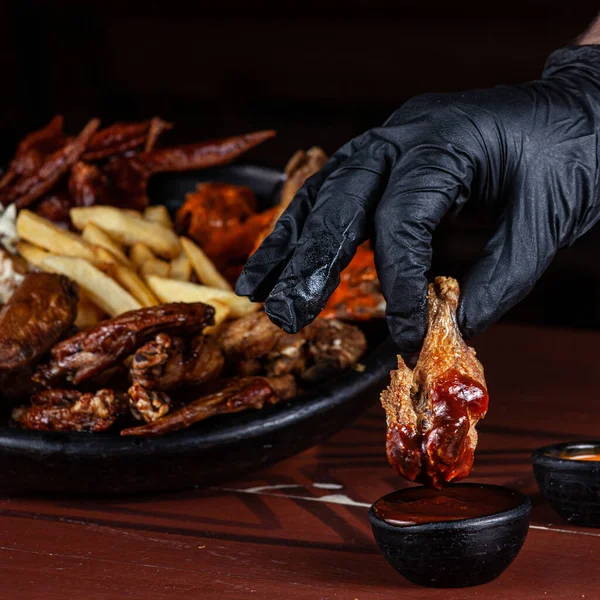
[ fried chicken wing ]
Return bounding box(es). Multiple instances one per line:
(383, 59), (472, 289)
(34, 302), (215, 387)
(81, 117), (172, 161)
(0, 273), (78, 374)
(12, 388), (127, 432)
(130, 333), (224, 392)
(120, 375), (296, 437)
(380, 277), (489, 488)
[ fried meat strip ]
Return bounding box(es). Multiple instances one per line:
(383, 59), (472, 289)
(12, 388), (127, 432)
(0, 116), (67, 191)
(121, 375), (296, 436)
(34, 302), (215, 387)
(380, 277), (489, 488)
(0, 119), (100, 209)
(0, 273), (78, 373)
(99, 130), (276, 211)
(81, 117), (172, 161)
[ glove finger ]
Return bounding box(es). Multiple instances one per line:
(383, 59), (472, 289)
(375, 148), (474, 352)
(235, 132), (371, 301)
(458, 191), (557, 339)
(263, 142), (396, 332)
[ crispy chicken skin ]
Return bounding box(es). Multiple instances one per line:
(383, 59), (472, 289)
(380, 277), (488, 488)
(0, 273), (78, 373)
(12, 388), (127, 432)
(34, 302), (215, 387)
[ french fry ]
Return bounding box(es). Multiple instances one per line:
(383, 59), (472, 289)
(92, 246), (119, 271)
(75, 293), (106, 329)
(42, 256), (141, 317)
(169, 251), (192, 281)
(130, 242), (156, 269)
(140, 258), (171, 278)
(145, 276), (259, 318)
(112, 263), (159, 307)
(17, 209), (97, 262)
(180, 237), (232, 291)
(16, 241), (51, 269)
(70, 206), (180, 258)
(82, 222), (132, 266)
(144, 205), (174, 230)
(204, 299), (231, 335)
(123, 209), (143, 219)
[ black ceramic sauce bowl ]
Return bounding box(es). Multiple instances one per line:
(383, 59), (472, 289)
(532, 441), (600, 527)
(369, 483), (531, 588)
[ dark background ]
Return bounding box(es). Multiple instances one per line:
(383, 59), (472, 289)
(1, 0), (599, 329)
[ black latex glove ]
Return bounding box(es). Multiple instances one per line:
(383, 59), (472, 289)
(236, 46), (600, 352)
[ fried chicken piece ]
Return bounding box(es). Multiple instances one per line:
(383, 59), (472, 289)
(34, 188), (74, 228)
(175, 182), (262, 269)
(0, 119), (100, 209)
(380, 277), (489, 488)
(12, 388), (127, 432)
(68, 161), (110, 207)
(121, 375), (296, 437)
(301, 318), (368, 384)
(216, 311), (366, 382)
(34, 302), (215, 387)
(0, 273), (78, 374)
(131, 333), (224, 391)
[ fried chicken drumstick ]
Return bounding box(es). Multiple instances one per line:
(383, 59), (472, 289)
(34, 302), (215, 387)
(380, 277), (488, 488)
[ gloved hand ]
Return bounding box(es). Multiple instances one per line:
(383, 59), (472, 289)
(236, 46), (600, 353)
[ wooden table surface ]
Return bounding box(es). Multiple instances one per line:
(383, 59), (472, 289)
(0, 323), (598, 600)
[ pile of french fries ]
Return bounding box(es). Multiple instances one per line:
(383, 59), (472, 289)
(15, 204), (259, 330)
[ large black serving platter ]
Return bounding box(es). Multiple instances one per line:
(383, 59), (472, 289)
(0, 164), (397, 495)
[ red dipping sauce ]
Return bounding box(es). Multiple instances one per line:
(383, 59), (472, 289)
(372, 486), (522, 527)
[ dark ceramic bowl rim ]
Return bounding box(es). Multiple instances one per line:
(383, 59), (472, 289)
(532, 441), (600, 469)
(369, 483), (532, 535)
